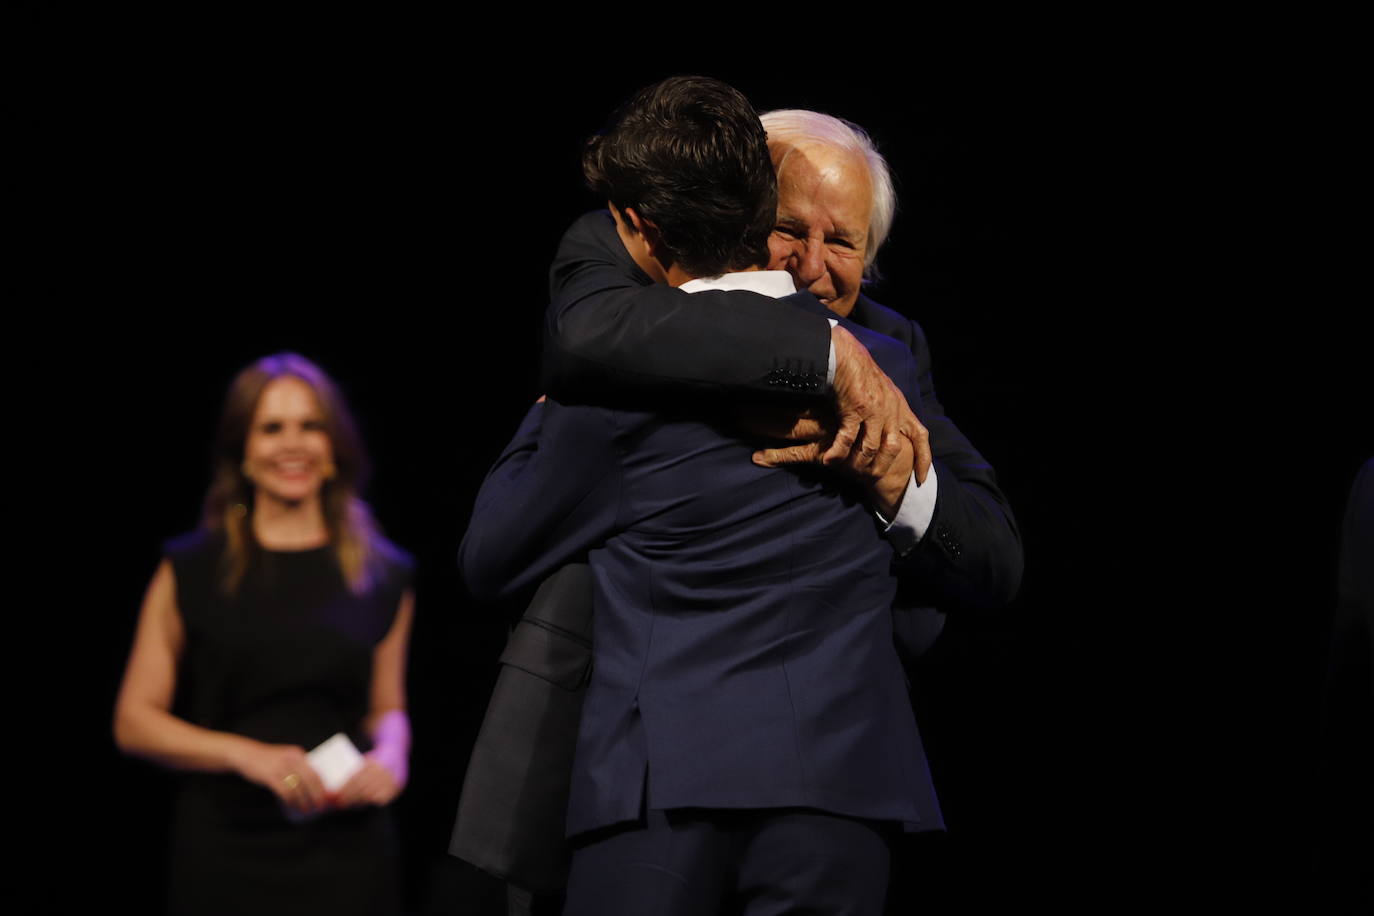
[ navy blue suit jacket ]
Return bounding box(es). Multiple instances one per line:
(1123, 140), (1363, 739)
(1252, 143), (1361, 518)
(461, 292), (944, 838)
(545, 212), (1022, 614)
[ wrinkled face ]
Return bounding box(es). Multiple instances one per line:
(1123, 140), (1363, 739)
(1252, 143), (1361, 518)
(243, 376), (333, 506)
(767, 143), (873, 317)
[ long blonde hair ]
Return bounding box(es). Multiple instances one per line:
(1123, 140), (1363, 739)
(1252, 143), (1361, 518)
(202, 353), (384, 593)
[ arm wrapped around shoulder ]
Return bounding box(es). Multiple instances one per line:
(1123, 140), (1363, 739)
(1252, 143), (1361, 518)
(544, 211), (832, 400)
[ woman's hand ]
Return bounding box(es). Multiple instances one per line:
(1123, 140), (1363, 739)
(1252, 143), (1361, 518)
(334, 749), (406, 808)
(232, 740), (329, 816)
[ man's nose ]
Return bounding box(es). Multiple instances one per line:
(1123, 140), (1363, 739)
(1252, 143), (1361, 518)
(796, 238), (826, 284)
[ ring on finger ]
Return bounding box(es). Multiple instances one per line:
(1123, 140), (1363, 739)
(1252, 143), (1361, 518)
(282, 772), (301, 791)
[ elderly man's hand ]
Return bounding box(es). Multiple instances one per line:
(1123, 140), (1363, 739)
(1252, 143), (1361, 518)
(734, 403), (833, 444)
(751, 325), (931, 501)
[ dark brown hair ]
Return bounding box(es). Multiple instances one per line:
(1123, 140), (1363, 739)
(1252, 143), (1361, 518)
(583, 75), (776, 278)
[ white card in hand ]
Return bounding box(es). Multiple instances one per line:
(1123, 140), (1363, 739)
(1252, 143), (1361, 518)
(308, 732), (365, 792)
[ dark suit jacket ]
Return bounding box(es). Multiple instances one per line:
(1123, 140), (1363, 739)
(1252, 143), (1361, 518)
(448, 565), (593, 892)
(461, 290), (944, 840)
(448, 212), (1020, 888)
(544, 211), (1022, 612)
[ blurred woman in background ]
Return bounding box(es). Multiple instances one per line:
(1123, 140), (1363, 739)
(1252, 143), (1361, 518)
(114, 352), (414, 915)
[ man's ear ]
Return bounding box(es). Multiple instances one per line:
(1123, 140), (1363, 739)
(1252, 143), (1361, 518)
(608, 202), (670, 283)
(608, 202), (634, 234)
(621, 205), (647, 234)
(623, 207), (667, 261)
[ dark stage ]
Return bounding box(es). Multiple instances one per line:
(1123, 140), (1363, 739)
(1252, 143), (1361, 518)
(66, 37), (1368, 914)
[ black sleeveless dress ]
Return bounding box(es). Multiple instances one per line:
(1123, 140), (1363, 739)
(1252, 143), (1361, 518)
(163, 530), (411, 916)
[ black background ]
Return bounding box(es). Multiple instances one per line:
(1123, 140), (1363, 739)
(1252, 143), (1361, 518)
(50, 22), (1368, 914)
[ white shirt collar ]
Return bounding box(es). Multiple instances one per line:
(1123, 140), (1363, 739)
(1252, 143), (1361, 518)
(678, 270), (796, 299)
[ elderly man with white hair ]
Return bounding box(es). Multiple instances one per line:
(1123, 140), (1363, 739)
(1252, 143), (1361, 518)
(450, 106), (1021, 915)
(763, 108), (899, 316)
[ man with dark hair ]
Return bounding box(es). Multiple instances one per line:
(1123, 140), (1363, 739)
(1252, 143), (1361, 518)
(460, 76), (939, 916)
(581, 76), (777, 281)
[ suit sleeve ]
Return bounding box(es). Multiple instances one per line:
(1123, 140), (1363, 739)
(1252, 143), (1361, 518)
(891, 318), (1024, 610)
(543, 211), (832, 399)
(459, 401), (623, 603)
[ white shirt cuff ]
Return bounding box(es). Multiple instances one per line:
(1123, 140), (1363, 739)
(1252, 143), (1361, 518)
(875, 467), (938, 556)
(826, 318), (837, 387)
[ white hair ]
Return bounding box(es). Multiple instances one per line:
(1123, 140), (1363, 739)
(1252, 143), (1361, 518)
(760, 109), (896, 282)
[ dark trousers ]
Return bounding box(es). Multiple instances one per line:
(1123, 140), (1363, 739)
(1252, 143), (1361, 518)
(563, 809), (891, 916)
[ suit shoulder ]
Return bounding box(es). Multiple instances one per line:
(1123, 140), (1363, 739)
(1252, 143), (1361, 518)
(564, 209), (616, 242)
(853, 294), (928, 352)
(552, 210), (619, 263)
(545, 397), (652, 442)
(549, 210), (650, 300)
(844, 319), (919, 386)
(855, 293), (906, 324)
(845, 318), (912, 360)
